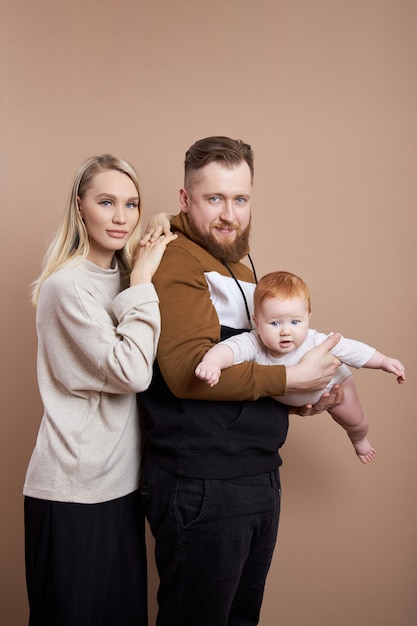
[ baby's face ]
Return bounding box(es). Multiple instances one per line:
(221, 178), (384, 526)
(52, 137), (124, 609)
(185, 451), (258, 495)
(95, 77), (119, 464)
(254, 296), (310, 357)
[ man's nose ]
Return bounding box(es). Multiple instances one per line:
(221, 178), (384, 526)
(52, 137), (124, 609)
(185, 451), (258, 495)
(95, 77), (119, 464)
(220, 200), (235, 222)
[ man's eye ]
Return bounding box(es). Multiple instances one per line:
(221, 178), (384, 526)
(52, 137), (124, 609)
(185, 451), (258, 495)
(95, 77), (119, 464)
(236, 197), (247, 204)
(209, 196), (220, 203)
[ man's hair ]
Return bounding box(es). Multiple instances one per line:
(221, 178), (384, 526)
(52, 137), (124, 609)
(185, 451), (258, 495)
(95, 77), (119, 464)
(184, 136), (254, 188)
(254, 271), (311, 315)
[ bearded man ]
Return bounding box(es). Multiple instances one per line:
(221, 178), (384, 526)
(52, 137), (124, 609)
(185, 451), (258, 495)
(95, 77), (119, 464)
(138, 136), (342, 626)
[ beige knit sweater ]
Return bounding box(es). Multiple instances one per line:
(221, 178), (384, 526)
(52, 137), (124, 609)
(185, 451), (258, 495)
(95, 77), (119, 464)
(23, 258), (160, 504)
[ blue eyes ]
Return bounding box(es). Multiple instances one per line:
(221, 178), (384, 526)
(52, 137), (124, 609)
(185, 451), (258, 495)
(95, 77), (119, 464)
(270, 320), (301, 327)
(99, 200), (138, 209)
(208, 196), (247, 204)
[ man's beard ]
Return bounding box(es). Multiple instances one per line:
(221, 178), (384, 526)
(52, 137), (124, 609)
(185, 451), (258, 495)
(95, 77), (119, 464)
(187, 217), (251, 263)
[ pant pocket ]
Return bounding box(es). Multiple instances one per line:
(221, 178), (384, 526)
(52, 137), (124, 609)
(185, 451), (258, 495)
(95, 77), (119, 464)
(174, 476), (209, 528)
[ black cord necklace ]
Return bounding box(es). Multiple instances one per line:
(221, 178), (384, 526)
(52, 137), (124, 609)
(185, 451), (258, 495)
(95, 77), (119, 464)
(222, 254), (258, 328)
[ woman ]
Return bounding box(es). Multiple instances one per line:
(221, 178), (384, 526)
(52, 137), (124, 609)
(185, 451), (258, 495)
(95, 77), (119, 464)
(24, 154), (175, 626)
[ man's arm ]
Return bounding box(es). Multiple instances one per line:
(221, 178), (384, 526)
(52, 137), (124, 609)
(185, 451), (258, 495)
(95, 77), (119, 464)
(154, 240), (341, 401)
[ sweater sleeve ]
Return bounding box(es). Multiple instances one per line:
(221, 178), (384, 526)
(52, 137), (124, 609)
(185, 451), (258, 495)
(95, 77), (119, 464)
(153, 241), (286, 400)
(330, 335), (376, 368)
(37, 272), (160, 394)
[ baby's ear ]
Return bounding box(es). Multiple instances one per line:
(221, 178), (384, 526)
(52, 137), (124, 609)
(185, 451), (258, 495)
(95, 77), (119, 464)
(252, 314), (257, 326)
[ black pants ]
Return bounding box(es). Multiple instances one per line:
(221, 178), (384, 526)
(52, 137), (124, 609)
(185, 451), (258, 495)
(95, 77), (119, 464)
(24, 490), (148, 626)
(142, 459), (281, 626)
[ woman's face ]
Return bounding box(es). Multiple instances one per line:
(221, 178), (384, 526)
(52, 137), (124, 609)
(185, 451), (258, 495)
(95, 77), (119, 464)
(78, 169), (139, 268)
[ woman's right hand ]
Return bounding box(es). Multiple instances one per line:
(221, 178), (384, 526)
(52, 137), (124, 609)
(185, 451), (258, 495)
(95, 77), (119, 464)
(140, 212), (174, 243)
(130, 232), (177, 285)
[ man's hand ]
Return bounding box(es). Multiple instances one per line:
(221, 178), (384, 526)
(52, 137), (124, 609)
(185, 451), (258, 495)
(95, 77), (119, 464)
(290, 383), (344, 416)
(285, 333), (342, 393)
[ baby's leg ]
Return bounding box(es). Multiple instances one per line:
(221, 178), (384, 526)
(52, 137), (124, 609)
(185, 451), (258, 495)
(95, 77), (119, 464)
(329, 377), (376, 464)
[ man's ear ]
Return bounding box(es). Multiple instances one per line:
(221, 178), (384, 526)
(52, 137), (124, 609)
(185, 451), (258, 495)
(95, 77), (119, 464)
(179, 188), (189, 213)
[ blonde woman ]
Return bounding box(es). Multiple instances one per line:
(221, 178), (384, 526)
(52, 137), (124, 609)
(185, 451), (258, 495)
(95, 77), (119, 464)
(24, 154), (175, 626)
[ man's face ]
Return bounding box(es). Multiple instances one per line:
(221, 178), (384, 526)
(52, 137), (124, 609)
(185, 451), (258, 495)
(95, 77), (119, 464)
(179, 160), (252, 262)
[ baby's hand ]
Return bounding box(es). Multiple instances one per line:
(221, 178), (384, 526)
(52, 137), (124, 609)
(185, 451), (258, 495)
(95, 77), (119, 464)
(382, 357), (406, 384)
(195, 361), (221, 387)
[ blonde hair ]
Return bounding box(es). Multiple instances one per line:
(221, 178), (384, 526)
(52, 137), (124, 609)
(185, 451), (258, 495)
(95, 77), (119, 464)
(254, 271), (311, 315)
(31, 154), (142, 306)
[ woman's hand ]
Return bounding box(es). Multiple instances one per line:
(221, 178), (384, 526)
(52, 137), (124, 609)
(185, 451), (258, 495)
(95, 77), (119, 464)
(130, 232), (177, 285)
(140, 212), (174, 244)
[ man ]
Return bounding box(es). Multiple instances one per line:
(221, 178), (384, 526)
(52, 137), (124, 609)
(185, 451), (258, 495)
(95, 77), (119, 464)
(139, 136), (341, 625)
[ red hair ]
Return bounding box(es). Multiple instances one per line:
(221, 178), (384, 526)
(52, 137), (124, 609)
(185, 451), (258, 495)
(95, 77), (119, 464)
(254, 271), (311, 315)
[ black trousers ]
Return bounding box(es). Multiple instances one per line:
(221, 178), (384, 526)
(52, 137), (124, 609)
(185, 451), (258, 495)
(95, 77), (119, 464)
(24, 490), (148, 626)
(142, 459), (281, 626)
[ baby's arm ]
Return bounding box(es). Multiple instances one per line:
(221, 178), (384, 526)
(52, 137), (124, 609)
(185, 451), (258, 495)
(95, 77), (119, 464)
(364, 350), (406, 383)
(195, 344), (235, 387)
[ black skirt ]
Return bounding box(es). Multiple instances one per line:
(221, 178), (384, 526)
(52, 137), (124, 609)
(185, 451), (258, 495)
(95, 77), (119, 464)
(24, 490), (148, 626)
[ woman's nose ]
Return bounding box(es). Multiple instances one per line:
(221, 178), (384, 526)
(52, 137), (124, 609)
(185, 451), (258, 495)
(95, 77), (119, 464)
(113, 206), (127, 223)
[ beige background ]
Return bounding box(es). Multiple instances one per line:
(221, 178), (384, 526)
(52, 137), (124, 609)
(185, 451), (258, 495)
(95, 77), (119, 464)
(1, 1), (416, 624)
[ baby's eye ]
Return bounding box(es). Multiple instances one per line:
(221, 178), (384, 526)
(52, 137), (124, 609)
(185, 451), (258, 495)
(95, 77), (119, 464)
(291, 320), (300, 326)
(271, 321), (280, 327)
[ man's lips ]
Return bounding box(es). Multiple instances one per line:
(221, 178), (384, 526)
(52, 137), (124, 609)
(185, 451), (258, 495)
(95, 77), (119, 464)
(213, 224), (238, 235)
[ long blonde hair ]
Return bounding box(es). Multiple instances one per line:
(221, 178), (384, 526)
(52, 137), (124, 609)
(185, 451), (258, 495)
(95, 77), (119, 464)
(31, 154), (142, 306)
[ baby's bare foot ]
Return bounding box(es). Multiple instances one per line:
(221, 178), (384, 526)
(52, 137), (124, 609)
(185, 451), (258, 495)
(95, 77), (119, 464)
(353, 437), (376, 464)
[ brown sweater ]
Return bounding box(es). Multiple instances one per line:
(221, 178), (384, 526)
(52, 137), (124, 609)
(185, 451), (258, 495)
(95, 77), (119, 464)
(139, 214), (289, 479)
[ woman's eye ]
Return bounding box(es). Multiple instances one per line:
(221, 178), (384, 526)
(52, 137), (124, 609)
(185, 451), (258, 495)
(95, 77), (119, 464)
(126, 202), (138, 209)
(100, 200), (112, 207)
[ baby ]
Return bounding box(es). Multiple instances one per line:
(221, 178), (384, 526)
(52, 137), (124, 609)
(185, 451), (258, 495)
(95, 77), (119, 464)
(195, 271), (406, 463)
